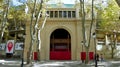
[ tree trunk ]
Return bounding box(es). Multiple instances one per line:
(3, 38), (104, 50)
(35, 0), (43, 61)
(27, 0), (44, 63)
(85, 0), (95, 64)
(80, 0), (95, 64)
(27, 0), (37, 64)
(80, 0), (90, 64)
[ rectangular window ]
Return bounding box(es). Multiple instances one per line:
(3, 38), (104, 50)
(50, 11), (53, 18)
(55, 11), (58, 18)
(59, 11), (62, 18)
(72, 11), (76, 18)
(68, 11), (71, 18)
(63, 11), (67, 18)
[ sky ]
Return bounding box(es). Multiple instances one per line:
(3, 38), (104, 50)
(62, 0), (76, 4)
(10, 0), (107, 6)
(10, 0), (76, 6)
(49, 0), (107, 4)
(47, 0), (77, 4)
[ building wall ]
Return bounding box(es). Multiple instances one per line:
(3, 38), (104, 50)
(24, 8), (95, 61)
(42, 20), (77, 60)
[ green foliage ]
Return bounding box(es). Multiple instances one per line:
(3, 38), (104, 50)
(0, 0), (3, 3)
(8, 5), (30, 27)
(102, 0), (119, 20)
(99, 0), (120, 31)
(115, 0), (120, 7)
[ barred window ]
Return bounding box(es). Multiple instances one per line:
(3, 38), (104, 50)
(55, 11), (58, 17)
(63, 11), (67, 17)
(59, 11), (62, 18)
(72, 11), (76, 18)
(48, 10), (76, 18)
(68, 11), (71, 18)
(50, 11), (53, 18)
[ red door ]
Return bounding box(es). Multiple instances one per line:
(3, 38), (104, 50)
(50, 43), (71, 60)
(50, 29), (71, 60)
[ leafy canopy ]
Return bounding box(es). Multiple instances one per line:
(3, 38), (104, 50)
(99, 0), (120, 31)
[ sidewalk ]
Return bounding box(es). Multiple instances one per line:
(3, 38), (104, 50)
(88, 61), (110, 67)
(88, 60), (120, 67)
(0, 59), (120, 67)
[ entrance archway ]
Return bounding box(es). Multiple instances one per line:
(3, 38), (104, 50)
(50, 28), (71, 60)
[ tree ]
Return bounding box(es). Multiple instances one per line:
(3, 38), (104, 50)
(79, 0), (87, 63)
(27, 0), (49, 64)
(79, 0), (95, 64)
(0, 0), (10, 46)
(99, 0), (120, 30)
(99, 0), (120, 59)
(115, 0), (120, 7)
(0, 0), (49, 64)
(27, 0), (40, 64)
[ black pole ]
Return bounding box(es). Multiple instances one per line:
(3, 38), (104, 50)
(95, 55), (98, 67)
(94, 36), (97, 67)
(21, 57), (24, 67)
(21, 35), (25, 67)
(21, 44), (24, 67)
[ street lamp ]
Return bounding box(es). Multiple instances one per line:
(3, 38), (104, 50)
(93, 32), (97, 67)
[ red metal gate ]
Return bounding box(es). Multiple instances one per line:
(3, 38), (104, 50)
(81, 52), (94, 61)
(50, 51), (71, 60)
(33, 52), (38, 60)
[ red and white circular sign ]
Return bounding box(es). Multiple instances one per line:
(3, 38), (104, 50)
(7, 42), (13, 52)
(6, 40), (14, 53)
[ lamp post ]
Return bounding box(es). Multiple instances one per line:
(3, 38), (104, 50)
(93, 32), (97, 67)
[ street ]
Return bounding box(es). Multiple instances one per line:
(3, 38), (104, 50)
(0, 59), (21, 67)
(0, 59), (120, 67)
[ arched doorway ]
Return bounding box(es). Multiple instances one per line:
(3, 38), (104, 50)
(50, 28), (71, 60)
